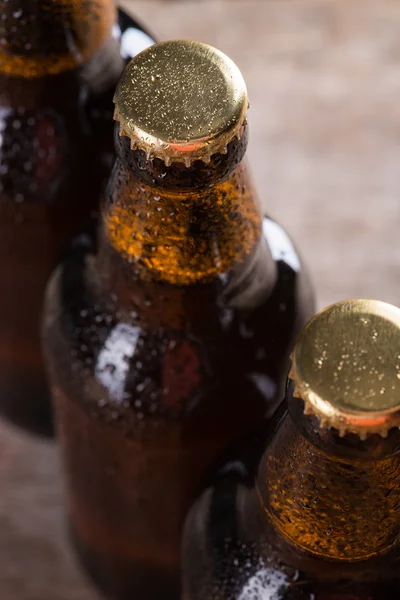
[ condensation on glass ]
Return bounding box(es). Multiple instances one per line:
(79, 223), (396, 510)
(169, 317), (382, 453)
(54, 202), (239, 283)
(43, 40), (314, 600)
(182, 299), (400, 600)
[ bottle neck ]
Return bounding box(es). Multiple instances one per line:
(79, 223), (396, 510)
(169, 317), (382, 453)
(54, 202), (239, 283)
(0, 0), (116, 78)
(100, 133), (264, 284)
(95, 132), (277, 329)
(256, 387), (400, 563)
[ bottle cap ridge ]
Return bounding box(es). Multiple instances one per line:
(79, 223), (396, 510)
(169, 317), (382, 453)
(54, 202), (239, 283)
(290, 299), (400, 439)
(113, 40), (248, 167)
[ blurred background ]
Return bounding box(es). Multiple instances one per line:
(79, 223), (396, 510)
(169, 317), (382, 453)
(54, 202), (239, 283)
(1, 0), (399, 597)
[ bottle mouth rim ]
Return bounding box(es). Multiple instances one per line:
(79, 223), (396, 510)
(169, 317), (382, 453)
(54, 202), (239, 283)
(113, 40), (249, 167)
(290, 298), (400, 439)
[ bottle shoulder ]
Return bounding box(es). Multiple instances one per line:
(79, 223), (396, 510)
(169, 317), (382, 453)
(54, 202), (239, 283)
(43, 214), (313, 356)
(42, 215), (313, 429)
(115, 8), (155, 62)
(261, 214), (315, 318)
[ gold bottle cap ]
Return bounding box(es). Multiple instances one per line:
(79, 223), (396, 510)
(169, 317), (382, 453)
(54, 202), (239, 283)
(290, 299), (400, 439)
(113, 40), (248, 167)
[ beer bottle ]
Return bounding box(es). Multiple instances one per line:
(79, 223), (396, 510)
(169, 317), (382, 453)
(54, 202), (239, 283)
(0, 0), (154, 437)
(42, 41), (314, 600)
(182, 299), (400, 600)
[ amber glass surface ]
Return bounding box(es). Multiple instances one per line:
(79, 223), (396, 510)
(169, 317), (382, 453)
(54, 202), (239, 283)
(43, 119), (314, 599)
(182, 387), (400, 600)
(0, 1), (154, 437)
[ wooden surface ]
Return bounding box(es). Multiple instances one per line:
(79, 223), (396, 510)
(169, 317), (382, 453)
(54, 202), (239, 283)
(1, 0), (399, 597)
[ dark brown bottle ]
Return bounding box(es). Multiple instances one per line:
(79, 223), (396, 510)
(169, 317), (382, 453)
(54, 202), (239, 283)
(42, 41), (314, 600)
(0, 0), (154, 437)
(182, 299), (400, 600)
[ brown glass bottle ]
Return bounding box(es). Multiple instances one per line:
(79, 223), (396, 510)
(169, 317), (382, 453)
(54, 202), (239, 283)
(0, 0), (154, 437)
(182, 299), (400, 600)
(42, 41), (314, 600)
